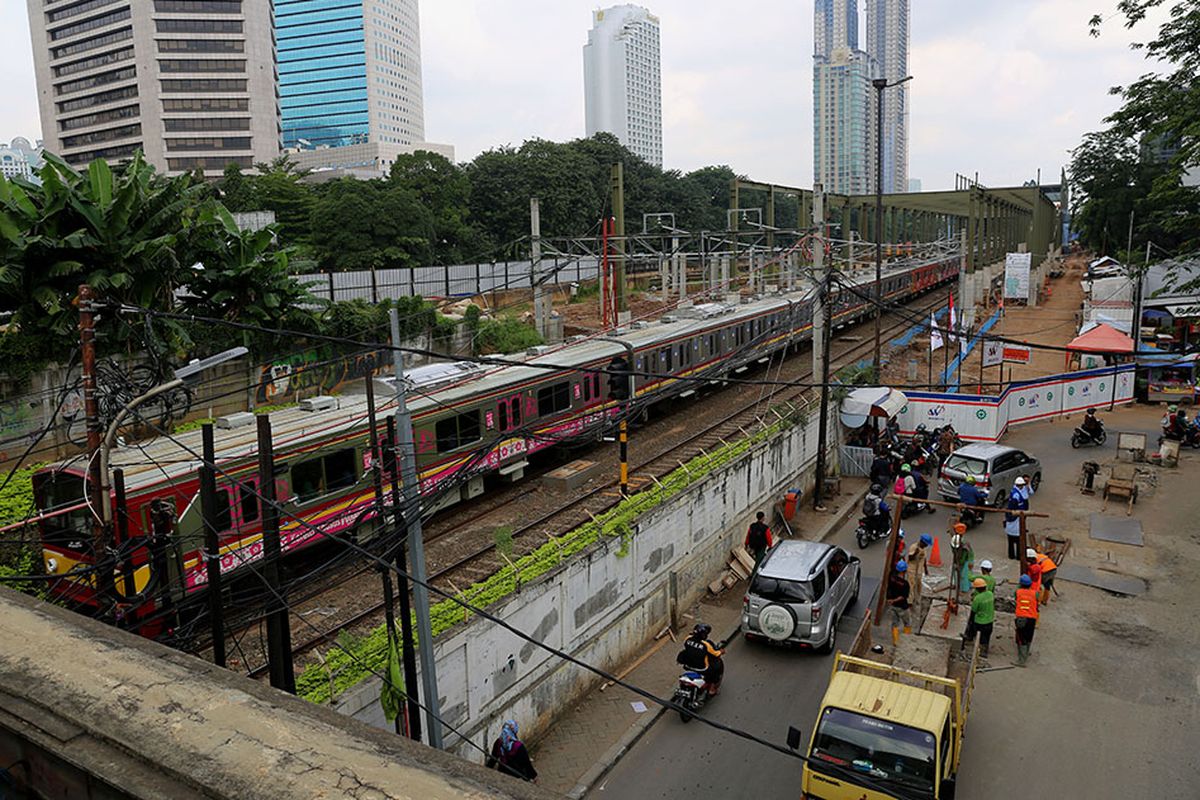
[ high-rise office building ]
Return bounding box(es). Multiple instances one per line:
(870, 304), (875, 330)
(583, 5), (662, 167)
(813, 0), (873, 195)
(27, 0), (280, 176)
(865, 0), (909, 193)
(276, 0), (452, 177)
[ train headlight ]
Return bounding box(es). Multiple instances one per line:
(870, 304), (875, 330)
(46, 557), (59, 573)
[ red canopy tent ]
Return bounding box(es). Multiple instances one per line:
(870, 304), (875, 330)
(1065, 323), (1136, 368)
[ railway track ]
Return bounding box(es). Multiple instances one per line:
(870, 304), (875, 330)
(237, 287), (949, 678)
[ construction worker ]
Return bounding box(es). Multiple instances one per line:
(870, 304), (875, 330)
(1014, 574), (1039, 667)
(1035, 550), (1058, 605)
(950, 523), (972, 593)
(1005, 477), (1029, 560)
(962, 577), (995, 658)
(906, 534), (932, 605)
(1025, 547), (1043, 595)
(886, 560), (912, 646)
(970, 559), (996, 592)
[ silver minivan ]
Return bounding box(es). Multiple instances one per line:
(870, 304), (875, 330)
(937, 443), (1041, 505)
(741, 540), (861, 653)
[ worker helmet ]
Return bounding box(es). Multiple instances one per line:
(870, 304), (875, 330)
(966, 474), (976, 485)
(895, 560), (908, 573)
(1020, 574), (1032, 588)
(920, 534), (932, 546)
(953, 523), (967, 535)
(1026, 548), (1037, 559)
(980, 559), (993, 571)
(901, 463), (912, 473)
(972, 578), (987, 589)
(692, 623), (712, 638)
(1014, 476), (1026, 486)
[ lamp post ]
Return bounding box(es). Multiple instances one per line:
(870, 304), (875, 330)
(872, 74), (913, 377)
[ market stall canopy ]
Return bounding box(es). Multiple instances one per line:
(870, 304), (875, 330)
(1066, 323), (1135, 355)
(1164, 303), (1200, 318)
(840, 387), (908, 428)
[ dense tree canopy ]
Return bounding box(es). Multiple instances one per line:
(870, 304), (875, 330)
(1072, 0), (1200, 257)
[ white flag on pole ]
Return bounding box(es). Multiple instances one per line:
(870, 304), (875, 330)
(929, 313), (943, 352)
(948, 294), (958, 345)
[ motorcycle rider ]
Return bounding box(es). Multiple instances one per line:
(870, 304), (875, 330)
(1080, 408), (1104, 440)
(957, 475), (988, 524)
(677, 623), (724, 694)
(897, 463), (936, 514)
(1162, 405), (1185, 441)
(863, 483), (892, 538)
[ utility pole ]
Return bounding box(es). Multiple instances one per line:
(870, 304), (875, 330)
(531, 198), (545, 339)
(873, 80), (886, 376)
(256, 415), (295, 694)
(78, 284), (108, 592)
(199, 423), (227, 668)
(389, 308), (444, 749)
(385, 417), (422, 742)
(611, 163), (626, 319)
(812, 183), (834, 511)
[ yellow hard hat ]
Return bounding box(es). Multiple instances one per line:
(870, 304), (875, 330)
(972, 578), (987, 589)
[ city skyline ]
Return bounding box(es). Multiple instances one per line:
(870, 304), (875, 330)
(866, 0), (909, 194)
(812, 0), (873, 195)
(3, 0), (1171, 191)
(583, 4), (663, 167)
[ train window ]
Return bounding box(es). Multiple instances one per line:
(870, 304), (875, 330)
(214, 487), (233, 531)
(293, 448), (359, 502)
(588, 373), (600, 401)
(436, 411), (482, 452)
(662, 347), (673, 372)
(511, 397), (522, 426)
(498, 401), (509, 430)
(240, 484), (259, 523)
(707, 334), (716, 356)
(537, 382), (570, 416)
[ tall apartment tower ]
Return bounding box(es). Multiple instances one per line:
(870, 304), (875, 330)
(865, 0), (910, 193)
(583, 5), (662, 167)
(813, 0), (873, 195)
(27, 0), (280, 176)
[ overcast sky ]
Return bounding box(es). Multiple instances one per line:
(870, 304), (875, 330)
(2, 1), (1165, 190)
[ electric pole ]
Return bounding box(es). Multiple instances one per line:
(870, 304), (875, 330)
(812, 183), (834, 511)
(389, 308), (444, 749)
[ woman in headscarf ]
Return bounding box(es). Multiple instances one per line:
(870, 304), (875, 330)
(486, 719), (538, 782)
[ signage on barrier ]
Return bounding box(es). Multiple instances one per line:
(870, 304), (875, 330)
(1004, 252), (1032, 299)
(982, 340), (1003, 368)
(1002, 345), (1032, 364)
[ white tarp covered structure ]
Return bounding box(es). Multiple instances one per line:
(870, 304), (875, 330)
(840, 387), (908, 428)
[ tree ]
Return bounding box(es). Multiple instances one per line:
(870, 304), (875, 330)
(309, 179), (432, 271)
(247, 156), (317, 246)
(388, 150), (486, 263)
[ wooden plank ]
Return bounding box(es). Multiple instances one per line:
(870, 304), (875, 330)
(728, 560), (750, 581)
(732, 545), (756, 573)
(708, 573), (730, 594)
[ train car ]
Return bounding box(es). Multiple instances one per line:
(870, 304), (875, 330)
(32, 254), (958, 631)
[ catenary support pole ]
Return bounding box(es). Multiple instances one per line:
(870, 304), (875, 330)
(611, 163), (626, 317)
(390, 308), (444, 749)
(256, 414), (295, 694)
(199, 423), (227, 668)
(386, 416), (422, 742)
(531, 198), (545, 339)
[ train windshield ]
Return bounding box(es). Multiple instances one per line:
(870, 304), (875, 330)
(35, 471), (92, 550)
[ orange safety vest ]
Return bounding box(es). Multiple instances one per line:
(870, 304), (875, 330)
(1037, 553), (1057, 573)
(1015, 587), (1039, 620)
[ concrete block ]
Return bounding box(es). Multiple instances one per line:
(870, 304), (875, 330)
(543, 459), (604, 491)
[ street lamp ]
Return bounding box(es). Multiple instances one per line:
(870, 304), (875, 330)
(98, 346), (249, 524)
(872, 74), (913, 377)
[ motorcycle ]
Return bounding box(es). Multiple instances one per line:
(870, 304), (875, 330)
(1070, 426), (1107, 448)
(674, 652), (725, 722)
(957, 505), (985, 529)
(900, 496), (935, 518)
(855, 515), (890, 549)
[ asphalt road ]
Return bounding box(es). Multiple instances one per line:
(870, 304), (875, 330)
(587, 508), (913, 799)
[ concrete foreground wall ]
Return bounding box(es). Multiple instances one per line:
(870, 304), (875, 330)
(336, 409), (834, 760)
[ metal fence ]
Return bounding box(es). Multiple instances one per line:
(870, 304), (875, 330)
(297, 257), (603, 303)
(839, 445), (876, 477)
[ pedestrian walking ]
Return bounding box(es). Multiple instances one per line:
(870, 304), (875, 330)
(744, 511), (773, 568)
(906, 534), (932, 605)
(487, 720), (538, 782)
(887, 560), (912, 647)
(1013, 574), (1039, 667)
(1035, 550), (1058, 605)
(1005, 477), (1029, 560)
(961, 578), (995, 658)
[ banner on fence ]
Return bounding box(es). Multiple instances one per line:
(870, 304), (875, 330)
(1002, 344), (1032, 364)
(982, 340), (1003, 368)
(1004, 252), (1032, 300)
(896, 365), (1135, 442)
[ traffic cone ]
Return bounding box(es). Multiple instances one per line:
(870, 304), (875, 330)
(928, 536), (943, 567)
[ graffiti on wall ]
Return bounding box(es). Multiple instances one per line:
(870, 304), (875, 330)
(256, 347), (381, 404)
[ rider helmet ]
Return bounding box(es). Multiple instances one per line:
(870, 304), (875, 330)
(870, 483), (883, 495)
(1086, 408), (1096, 416)
(966, 475), (976, 484)
(692, 623), (712, 639)
(901, 463), (912, 473)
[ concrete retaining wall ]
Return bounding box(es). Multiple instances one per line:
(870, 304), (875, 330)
(334, 409), (835, 761)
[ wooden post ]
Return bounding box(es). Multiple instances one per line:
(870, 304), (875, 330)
(873, 496), (906, 626)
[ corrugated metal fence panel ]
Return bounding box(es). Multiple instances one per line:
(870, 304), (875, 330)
(839, 445), (875, 477)
(333, 270), (372, 302)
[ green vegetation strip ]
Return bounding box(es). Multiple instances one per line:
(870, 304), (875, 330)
(0, 463), (44, 581)
(296, 404), (805, 704)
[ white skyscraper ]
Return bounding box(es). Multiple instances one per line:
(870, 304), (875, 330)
(866, 0), (910, 193)
(583, 5), (662, 167)
(813, 0), (873, 195)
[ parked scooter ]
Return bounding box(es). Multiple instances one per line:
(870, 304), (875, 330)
(1070, 426), (1107, 448)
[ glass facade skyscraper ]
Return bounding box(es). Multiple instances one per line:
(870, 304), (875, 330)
(276, 0), (425, 151)
(277, 1), (370, 149)
(813, 0), (873, 195)
(866, 0), (910, 194)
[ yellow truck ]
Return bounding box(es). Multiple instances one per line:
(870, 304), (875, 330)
(798, 634), (979, 800)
